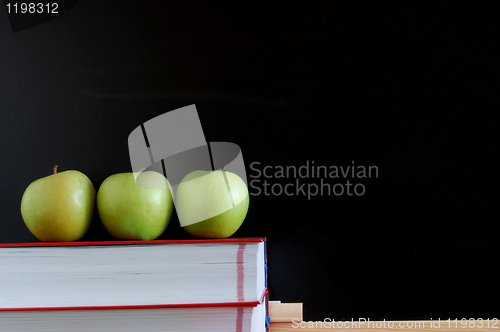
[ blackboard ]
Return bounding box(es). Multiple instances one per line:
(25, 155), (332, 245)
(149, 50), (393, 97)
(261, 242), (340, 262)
(1, 1), (498, 322)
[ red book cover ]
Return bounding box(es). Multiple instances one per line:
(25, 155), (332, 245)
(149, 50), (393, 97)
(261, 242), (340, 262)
(0, 237), (266, 248)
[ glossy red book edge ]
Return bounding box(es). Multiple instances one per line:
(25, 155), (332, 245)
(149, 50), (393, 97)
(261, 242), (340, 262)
(1, 289), (269, 312)
(0, 299), (266, 313)
(0, 237), (266, 247)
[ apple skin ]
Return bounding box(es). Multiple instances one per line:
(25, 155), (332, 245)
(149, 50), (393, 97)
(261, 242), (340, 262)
(176, 170), (249, 238)
(20, 170), (96, 242)
(96, 171), (174, 240)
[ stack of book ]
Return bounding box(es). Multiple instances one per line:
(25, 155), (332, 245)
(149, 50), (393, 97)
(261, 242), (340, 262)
(0, 237), (269, 332)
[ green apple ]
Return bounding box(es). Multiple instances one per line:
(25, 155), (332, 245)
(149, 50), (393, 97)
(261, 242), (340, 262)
(176, 170), (249, 238)
(20, 165), (96, 242)
(97, 171), (174, 240)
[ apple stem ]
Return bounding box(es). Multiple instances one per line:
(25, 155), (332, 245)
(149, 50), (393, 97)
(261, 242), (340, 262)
(53, 165), (58, 174)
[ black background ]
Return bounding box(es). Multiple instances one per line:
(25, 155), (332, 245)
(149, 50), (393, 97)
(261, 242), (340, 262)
(1, 1), (499, 321)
